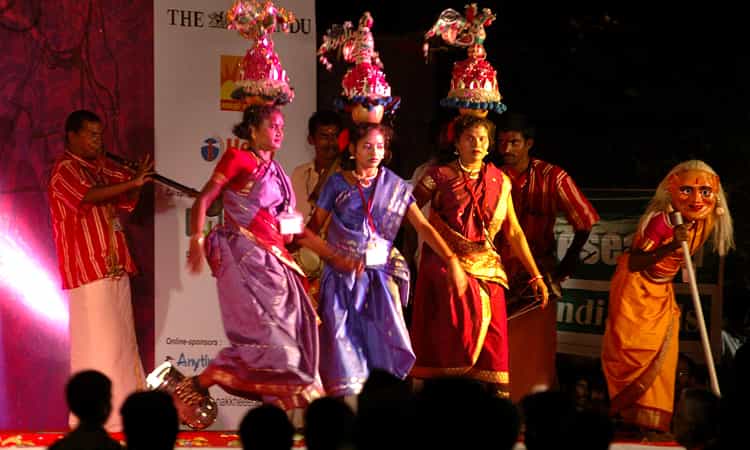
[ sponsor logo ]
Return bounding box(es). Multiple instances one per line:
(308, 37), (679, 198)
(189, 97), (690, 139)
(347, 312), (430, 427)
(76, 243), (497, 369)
(215, 396), (261, 407)
(207, 11), (228, 29)
(166, 337), (220, 346)
(201, 136), (223, 161)
(220, 55), (243, 112)
(166, 9), (312, 34)
(174, 352), (213, 373)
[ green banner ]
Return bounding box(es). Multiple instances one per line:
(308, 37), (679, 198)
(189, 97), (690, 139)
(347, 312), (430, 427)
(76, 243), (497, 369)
(553, 191), (720, 284)
(556, 284), (715, 340)
(551, 190), (722, 355)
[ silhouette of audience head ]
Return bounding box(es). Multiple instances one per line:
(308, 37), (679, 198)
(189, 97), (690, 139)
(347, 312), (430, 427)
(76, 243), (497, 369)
(673, 388), (720, 450)
(304, 397), (355, 450)
(416, 377), (519, 450)
(358, 368), (411, 412)
(521, 390), (578, 450)
(239, 404), (294, 450)
(66, 370), (112, 426)
(484, 394), (521, 450)
(355, 370), (416, 450)
(121, 391), (178, 450)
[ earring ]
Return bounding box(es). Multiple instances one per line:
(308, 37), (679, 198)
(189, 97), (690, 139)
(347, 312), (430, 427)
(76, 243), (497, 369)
(349, 154), (355, 159)
(453, 149), (459, 155)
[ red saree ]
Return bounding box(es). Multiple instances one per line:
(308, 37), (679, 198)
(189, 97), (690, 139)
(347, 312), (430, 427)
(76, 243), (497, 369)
(410, 163), (512, 391)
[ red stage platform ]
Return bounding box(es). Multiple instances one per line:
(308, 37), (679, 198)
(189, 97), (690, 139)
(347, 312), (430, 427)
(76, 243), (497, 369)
(0, 431), (684, 449)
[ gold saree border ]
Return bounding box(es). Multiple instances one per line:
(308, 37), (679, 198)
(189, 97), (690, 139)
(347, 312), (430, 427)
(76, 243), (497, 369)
(212, 369), (323, 410)
(619, 404), (673, 432)
(428, 212), (508, 287)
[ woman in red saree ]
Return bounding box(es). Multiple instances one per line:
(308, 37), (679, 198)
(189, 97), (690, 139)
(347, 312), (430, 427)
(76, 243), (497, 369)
(602, 160), (734, 432)
(409, 115), (548, 396)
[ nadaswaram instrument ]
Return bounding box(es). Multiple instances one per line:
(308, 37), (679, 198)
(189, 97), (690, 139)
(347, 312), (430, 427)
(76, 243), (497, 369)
(105, 152), (223, 217)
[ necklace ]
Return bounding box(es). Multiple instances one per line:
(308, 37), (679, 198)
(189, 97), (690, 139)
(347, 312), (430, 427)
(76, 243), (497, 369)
(249, 148), (272, 163)
(352, 169), (378, 187)
(457, 159), (481, 178)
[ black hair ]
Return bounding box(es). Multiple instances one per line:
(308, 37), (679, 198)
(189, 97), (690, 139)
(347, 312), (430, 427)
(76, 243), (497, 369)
(64, 110), (102, 142)
(496, 112), (536, 140)
(308, 110), (342, 137)
(674, 388), (720, 450)
(304, 397), (355, 450)
(340, 122), (394, 170)
(66, 370), (112, 425)
(121, 391), (179, 450)
(435, 114), (496, 165)
(239, 404), (294, 450)
(232, 105), (281, 142)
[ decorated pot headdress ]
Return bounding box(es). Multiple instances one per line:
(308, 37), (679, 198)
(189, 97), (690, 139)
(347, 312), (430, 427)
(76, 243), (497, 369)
(318, 12), (400, 124)
(424, 3), (506, 116)
(227, 0), (296, 106)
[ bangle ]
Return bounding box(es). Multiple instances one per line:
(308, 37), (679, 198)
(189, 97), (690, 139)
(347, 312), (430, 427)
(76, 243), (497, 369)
(528, 274), (543, 284)
(191, 233), (205, 244)
(446, 253), (458, 261)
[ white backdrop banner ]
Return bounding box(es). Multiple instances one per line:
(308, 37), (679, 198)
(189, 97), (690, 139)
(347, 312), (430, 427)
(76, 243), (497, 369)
(154, 0), (316, 429)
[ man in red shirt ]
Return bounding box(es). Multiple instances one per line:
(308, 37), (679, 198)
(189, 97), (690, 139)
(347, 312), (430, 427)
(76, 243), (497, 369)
(48, 110), (153, 431)
(494, 113), (599, 401)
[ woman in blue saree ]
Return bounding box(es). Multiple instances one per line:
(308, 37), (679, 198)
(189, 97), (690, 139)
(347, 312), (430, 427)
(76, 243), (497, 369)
(307, 123), (467, 400)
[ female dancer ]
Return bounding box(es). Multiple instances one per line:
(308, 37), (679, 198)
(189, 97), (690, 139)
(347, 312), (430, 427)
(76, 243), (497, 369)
(409, 114), (548, 397)
(184, 105), (356, 412)
(307, 122), (467, 399)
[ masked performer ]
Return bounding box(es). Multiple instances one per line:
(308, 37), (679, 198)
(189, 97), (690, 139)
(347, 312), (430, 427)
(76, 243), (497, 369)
(602, 160), (734, 432)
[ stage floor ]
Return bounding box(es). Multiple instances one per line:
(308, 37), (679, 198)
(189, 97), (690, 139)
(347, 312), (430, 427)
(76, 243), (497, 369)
(0, 431), (685, 450)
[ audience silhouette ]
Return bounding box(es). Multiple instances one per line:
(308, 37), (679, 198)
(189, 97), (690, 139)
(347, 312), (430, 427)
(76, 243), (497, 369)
(49, 370), (122, 450)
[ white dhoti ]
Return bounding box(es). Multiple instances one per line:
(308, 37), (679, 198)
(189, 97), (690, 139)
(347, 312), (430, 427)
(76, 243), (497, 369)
(67, 276), (145, 432)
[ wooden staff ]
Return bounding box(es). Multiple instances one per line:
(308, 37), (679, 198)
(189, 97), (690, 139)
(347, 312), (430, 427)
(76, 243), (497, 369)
(673, 211), (721, 397)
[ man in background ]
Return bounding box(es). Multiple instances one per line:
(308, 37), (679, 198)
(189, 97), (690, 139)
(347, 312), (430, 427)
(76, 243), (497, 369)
(290, 111), (342, 284)
(494, 113), (599, 400)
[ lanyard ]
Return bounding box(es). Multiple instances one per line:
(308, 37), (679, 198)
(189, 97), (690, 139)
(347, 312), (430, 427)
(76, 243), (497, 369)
(355, 173), (379, 235)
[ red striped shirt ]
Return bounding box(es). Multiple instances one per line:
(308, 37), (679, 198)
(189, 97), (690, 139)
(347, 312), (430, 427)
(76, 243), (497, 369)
(502, 158), (599, 262)
(48, 151), (137, 289)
